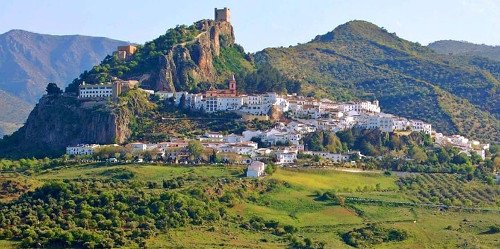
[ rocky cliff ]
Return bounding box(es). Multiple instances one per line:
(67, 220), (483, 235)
(68, 19), (252, 94)
(156, 20), (236, 91)
(1, 18), (248, 157)
(0, 96), (124, 157)
(0, 90), (154, 157)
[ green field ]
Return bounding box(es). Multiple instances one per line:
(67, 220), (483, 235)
(34, 164), (243, 182)
(1, 164), (498, 248)
(269, 169), (398, 192)
(0, 240), (17, 249)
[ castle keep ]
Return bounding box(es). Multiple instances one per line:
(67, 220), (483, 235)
(215, 7), (230, 22)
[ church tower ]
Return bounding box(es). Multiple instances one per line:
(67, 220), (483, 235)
(228, 75), (237, 92)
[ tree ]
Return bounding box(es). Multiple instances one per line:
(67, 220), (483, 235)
(46, 83), (62, 95)
(452, 153), (471, 166)
(209, 149), (220, 163)
(409, 146), (427, 163)
(494, 157), (500, 172)
(143, 149), (160, 162)
(437, 147), (451, 163)
(187, 140), (204, 160)
(264, 163), (277, 175)
(470, 152), (482, 164)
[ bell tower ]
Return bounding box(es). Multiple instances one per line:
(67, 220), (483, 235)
(228, 75), (237, 92)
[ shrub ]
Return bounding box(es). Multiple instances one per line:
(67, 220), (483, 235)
(342, 224), (408, 247)
(487, 225), (500, 234)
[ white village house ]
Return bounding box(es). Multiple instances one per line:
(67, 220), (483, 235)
(66, 144), (101, 155)
(247, 161), (266, 178)
(304, 151), (361, 163)
(275, 150), (298, 165)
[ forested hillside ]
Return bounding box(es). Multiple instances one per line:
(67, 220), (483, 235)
(65, 20), (254, 93)
(255, 20), (499, 143)
(429, 40), (500, 62)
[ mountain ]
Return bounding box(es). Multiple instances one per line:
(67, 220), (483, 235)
(428, 40), (500, 62)
(0, 90), (32, 137)
(65, 19), (254, 94)
(0, 29), (128, 135)
(2, 19), (499, 158)
(255, 20), (499, 143)
(0, 19), (251, 157)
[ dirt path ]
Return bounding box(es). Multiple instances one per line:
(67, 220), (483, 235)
(179, 31), (207, 47)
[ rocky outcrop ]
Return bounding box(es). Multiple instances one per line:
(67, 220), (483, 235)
(0, 95), (132, 157)
(156, 20), (235, 91)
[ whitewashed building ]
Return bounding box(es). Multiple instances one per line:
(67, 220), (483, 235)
(409, 120), (432, 134)
(304, 151), (358, 163)
(247, 161), (266, 178)
(275, 150), (298, 164)
(223, 134), (245, 143)
(66, 144), (101, 155)
(242, 130), (263, 141)
(219, 142), (258, 155)
(79, 82), (118, 99)
(155, 91), (188, 105)
(129, 142), (147, 153)
(261, 129), (302, 146)
(339, 101), (380, 114)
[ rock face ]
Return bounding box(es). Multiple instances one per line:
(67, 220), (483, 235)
(0, 95), (131, 157)
(156, 20), (235, 91)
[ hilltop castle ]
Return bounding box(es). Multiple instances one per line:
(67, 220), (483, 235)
(215, 7), (230, 22)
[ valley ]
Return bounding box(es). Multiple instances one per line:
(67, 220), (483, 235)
(0, 163), (498, 248)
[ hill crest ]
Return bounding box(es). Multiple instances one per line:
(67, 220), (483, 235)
(256, 20), (499, 143)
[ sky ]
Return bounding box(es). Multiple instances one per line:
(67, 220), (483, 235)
(0, 0), (498, 52)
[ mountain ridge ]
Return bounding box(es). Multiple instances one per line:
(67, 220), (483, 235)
(255, 20), (499, 142)
(1, 19), (498, 158)
(0, 29), (129, 135)
(428, 40), (500, 62)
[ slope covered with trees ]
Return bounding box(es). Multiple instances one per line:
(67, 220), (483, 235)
(65, 20), (254, 94)
(255, 20), (499, 143)
(428, 40), (500, 62)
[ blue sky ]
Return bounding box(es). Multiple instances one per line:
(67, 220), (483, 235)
(1, 0), (498, 52)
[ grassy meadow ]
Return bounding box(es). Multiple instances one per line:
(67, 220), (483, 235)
(0, 163), (498, 248)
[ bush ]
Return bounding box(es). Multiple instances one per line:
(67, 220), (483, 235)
(487, 225), (500, 234)
(264, 163), (277, 175)
(342, 224), (408, 247)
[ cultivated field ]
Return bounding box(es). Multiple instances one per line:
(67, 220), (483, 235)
(0, 164), (498, 248)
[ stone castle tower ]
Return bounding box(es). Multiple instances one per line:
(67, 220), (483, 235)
(215, 7), (230, 22)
